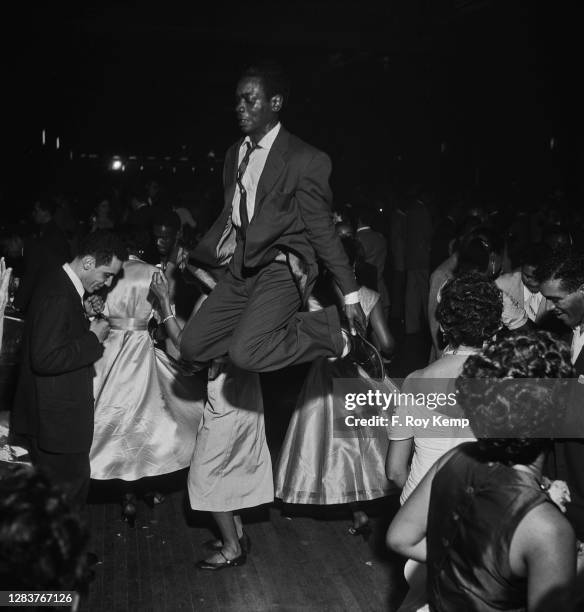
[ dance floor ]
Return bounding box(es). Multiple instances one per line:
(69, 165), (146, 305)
(83, 485), (406, 611)
(81, 328), (428, 611)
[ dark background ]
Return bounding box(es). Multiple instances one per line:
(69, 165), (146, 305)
(3, 0), (582, 215)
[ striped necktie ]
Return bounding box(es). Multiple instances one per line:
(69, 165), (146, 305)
(236, 141), (259, 231)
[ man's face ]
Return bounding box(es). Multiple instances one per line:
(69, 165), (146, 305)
(81, 256), (123, 293)
(153, 225), (177, 256)
(521, 264), (540, 294)
(235, 77), (279, 142)
(540, 278), (584, 328)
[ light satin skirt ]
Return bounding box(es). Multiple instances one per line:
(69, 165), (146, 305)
(275, 358), (398, 505)
(188, 362), (273, 512)
(90, 329), (204, 481)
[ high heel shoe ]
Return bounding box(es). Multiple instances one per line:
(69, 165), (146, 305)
(348, 523), (372, 541)
(121, 494), (137, 528)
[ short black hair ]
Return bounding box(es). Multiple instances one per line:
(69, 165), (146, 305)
(436, 272), (503, 348)
(535, 249), (584, 292)
(0, 465), (90, 590)
(457, 226), (504, 274)
(117, 225), (150, 255)
(240, 62), (291, 104)
(78, 230), (128, 267)
(518, 242), (551, 269)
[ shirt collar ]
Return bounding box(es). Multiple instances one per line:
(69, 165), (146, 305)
(242, 122), (281, 153)
(62, 263), (85, 303)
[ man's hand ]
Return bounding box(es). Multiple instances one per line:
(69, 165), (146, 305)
(344, 303), (366, 336)
(84, 294), (105, 317)
(90, 318), (110, 343)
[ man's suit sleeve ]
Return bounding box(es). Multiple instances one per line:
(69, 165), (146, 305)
(296, 151), (358, 295)
(31, 294), (103, 375)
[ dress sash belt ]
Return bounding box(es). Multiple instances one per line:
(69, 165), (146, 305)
(108, 317), (149, 331)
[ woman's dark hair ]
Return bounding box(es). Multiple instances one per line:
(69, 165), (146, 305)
(456, 330), (574, 465)
(117, 225), (150, 256)
(436, 272), (503, 348)
(0, 465), (89, 589)
(456, 226), (504, 274)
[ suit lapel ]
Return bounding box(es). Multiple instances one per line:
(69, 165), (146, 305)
(254, 128), (289, 215)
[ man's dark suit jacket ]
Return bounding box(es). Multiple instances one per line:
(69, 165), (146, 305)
(191, 127), (358, 297)
(12, 267), (103, 454)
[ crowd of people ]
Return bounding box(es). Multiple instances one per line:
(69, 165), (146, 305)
(1, 61), (584, 610)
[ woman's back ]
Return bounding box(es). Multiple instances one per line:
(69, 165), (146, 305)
(427, 443), (552, 611)
(103, 257), (157, 321)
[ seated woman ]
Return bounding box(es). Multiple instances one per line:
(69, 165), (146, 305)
(387, 330), (579, 611)
(275, 227), (397, 537)
(387, 272), (502, 501)
(386, 272), (502, 610)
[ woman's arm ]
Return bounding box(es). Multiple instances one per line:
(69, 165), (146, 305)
(510, 503), (576, 611)
(150, 270), (183, 350)
(385, 438), (413, 488)
(386, 458), (440, 563)
(386, 446), (459, 563)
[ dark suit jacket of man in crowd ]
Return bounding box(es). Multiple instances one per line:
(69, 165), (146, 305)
(14, 220), (71, 313)
(12, 267), (104, 504)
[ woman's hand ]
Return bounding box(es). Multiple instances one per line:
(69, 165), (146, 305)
(150, 270), (170, 305)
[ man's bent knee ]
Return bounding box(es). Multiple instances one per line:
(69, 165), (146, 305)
(229, 342), (261, 372)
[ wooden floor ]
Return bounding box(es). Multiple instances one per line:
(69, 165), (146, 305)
(82, 487), (406, 612)
(79, 327), (430, 612)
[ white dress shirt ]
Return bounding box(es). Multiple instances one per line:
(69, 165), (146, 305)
(231, 122), (281, 228)
(523, 284), (543, 322)
(62, 263), (84, 305)
(572, 325), (584, 365)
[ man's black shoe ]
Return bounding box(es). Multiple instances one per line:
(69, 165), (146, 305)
(345, 331), (385, 380)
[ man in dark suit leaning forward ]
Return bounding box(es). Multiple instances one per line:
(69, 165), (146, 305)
(538, 251), (584, 541)
(181, 63), (372, 374)
(12, 230), (126, 508)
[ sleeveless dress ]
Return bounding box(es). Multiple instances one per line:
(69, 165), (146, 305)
(90, 257), (205, 481)
(275, 286), (398, 504)
(427, 443), (554, 611)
